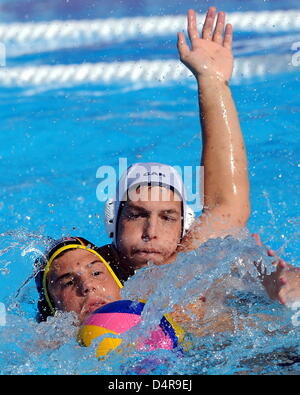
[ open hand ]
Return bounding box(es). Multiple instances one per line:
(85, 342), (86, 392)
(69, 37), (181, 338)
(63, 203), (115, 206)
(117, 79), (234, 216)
(177, 7), (233, 82)
(253, 233), (300, 306)
(254, 255), (287, 304)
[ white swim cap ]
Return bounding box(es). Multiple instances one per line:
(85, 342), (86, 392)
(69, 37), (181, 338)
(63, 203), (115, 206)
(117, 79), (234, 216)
(104, 162), (195, 242)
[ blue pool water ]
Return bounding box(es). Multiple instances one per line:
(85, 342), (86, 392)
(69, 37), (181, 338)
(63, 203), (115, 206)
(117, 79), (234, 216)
(0, 0), (300, 375)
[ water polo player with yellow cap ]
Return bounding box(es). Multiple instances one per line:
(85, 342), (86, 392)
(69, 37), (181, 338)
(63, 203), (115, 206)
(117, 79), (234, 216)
(35, 237), (185, 357)
(35, 236), (123, 323)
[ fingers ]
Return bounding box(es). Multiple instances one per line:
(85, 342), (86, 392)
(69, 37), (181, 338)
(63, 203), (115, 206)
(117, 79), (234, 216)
(271, 260), (286, 280)
(277, 271), (287, 305)
(202, 8), (232, 49)
(212, 11), (225, 45)
(187, 9), (200, 47)
(278, 294), (286, 305)
(202, 7), (216, 40)
(223, 24), (233, 50)
(277, 259), (287, 271)
(268, 249), (276, 257)
(276, 260), (287, 298)
(181, 8), (233, 52)
(279, 277), (287, 286)
(252, 233), (262, 246)
(177, 32), (190, 59)
(251, 233), (281, 267)
(272, 258), (287, 272)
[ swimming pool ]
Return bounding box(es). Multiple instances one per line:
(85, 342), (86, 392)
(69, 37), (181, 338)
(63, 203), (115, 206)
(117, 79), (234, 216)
(0, 0), (299, 375)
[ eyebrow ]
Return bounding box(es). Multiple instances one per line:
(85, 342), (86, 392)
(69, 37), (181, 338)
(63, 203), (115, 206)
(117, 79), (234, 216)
(126, 204), (181, 215)
(161, 209), (181, 215)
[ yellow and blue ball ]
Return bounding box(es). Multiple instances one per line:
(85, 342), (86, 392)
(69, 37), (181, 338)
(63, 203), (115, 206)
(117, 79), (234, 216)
(78, 300), (184, 358)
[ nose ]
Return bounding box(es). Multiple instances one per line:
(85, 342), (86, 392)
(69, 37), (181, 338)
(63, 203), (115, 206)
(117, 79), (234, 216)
(142, 215), (158, 241)
(79, 277), (97, 296)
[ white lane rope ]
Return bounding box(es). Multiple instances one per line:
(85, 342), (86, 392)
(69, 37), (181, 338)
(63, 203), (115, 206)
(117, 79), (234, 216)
(0, 54), (296, 88)
(1, 10), (300, 56)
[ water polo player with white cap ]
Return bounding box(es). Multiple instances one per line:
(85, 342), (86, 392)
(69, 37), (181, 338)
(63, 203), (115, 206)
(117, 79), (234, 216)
(102, 162), (195, 272)
(97, 8), (251, 276)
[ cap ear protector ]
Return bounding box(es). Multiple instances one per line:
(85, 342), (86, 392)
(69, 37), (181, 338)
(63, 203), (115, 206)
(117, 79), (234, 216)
(185, 205), (195, 234)
(104, 197), (195, 241)
(104, 198), (115, 239)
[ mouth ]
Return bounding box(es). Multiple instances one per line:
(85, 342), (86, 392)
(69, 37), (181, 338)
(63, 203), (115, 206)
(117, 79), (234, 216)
(133, 249), (162, 256)
(83, 300), (108, 315)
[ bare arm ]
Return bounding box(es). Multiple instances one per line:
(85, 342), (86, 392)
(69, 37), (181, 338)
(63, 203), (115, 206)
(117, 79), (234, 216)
(177, 8), (250, 250)
(169, 279), (277, 337)
(175, 10), (300, 307)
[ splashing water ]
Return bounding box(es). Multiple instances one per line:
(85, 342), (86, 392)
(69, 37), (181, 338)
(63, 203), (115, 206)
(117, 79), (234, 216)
(0, 230), (300, 375)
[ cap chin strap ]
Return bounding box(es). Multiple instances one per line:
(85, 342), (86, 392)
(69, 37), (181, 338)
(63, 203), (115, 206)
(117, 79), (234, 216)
(104, 198), (195, 241)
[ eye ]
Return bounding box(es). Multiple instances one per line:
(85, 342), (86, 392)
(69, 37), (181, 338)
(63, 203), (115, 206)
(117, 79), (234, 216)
(127, 214), (138, 219)
(126, 212), (145, 220)
(92, 271), (103, 277)
(62, 279), (75, 288)
(162, 215), (177, 222)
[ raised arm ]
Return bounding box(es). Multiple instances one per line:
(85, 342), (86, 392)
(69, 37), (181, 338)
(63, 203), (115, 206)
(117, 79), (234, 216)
(178, 8), (250, 250)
